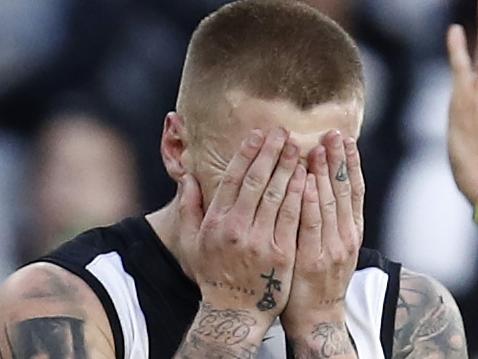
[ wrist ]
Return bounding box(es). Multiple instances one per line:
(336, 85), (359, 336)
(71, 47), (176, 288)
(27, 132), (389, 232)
(282, 307), (346, 337)
(286, 320), (356, 358)
(201, 291), (278, 329)
(193, 301), (272, 344)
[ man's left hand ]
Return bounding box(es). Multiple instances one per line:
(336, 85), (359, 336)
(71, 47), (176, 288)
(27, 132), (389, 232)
(281, 130), (364, 357)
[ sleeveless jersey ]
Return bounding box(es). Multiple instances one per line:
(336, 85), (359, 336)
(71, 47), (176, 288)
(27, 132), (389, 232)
(36, 217), (401, 359)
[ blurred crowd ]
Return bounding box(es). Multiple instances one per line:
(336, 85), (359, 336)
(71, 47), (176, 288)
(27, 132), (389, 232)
(0, 0), (477, 355)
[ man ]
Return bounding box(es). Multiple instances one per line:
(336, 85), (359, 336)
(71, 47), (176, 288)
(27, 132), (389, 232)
(447, 20), (478, 221)
(0, 1), (468, 358)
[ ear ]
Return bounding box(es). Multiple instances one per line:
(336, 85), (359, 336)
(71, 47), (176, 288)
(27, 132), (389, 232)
(161, 112), (190, 181)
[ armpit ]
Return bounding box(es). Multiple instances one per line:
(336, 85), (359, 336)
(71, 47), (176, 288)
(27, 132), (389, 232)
(392, 268), (468, 359)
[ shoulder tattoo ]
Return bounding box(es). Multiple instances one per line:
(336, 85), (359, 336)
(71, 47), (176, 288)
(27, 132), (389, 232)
(393, 268), (468, 359)
(3, 265), (90, 358)
(9, 316), (88, 359)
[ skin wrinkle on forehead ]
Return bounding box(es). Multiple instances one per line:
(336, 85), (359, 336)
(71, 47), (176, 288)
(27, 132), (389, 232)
(206, 89), (363, 154)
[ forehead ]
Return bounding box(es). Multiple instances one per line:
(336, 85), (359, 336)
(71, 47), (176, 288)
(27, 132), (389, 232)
(223, 89), (363, 141)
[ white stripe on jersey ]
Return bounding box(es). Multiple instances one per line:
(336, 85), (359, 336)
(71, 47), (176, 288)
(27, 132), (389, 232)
(86, 252), (149, 359)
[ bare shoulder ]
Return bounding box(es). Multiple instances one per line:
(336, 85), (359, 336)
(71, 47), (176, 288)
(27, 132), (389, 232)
(392, 267), (468, 359)
(0, 262), (115, 358)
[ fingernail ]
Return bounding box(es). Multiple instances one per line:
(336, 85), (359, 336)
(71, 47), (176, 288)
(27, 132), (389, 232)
(333, 131), (342, 147)
(284, 143), (298, 157)
(344, 137), (356, 153)
(248, 130), (263, 147)
(273, 127), (288, 141)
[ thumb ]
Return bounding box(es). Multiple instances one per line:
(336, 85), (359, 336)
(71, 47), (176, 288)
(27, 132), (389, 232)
(178, 173), (204, 236)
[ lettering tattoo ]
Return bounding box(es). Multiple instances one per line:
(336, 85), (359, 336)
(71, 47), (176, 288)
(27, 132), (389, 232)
(205, 280), (256, 296)
(256, 268), (281, 311)
(175, 303), (259, 359)
(193, 303), (257, 345)
(311, 322), (353, 358)
(335, 161), (348, 182)
(392, 269), (468, 359)
(9, 317), (88, 359)
(317, 296), (345, 307)
(288, 322), (354, 359)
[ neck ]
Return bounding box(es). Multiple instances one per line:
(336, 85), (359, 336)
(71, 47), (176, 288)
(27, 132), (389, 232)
(145, 195), (183, 267)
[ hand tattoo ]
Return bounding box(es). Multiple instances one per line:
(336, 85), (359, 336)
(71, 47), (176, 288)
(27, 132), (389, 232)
(335, 161), (348, 182)
(393, 269), (468, 359)
(175, 303), (259, 359)
(256, 268), (282, 311)
(9, 317), (88, 359)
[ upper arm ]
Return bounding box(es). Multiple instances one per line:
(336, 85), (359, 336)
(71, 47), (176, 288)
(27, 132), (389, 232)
(392, 267), (468, 359)
(0, 263), (116, 359)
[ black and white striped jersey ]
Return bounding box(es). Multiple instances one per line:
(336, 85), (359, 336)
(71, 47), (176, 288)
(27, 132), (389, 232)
(35, 217), (401, 359)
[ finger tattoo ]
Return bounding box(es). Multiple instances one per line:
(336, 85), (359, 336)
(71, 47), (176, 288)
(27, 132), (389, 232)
(335, 161), (348, 182)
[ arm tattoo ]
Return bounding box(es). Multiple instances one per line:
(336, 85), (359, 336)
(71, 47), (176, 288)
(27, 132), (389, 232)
(175, 303), (259, 359)
(289, 322), (355, 359)
(393, 269), (468, 359)
(335, 161), (348, 182)
(256, 268), (281, 311)
(9, 317), (88, 359)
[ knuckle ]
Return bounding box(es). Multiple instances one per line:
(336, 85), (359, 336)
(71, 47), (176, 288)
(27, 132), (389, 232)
(341, 231), (359, 254)
(224, 224), (243, 244)
(272, 249), (290, 268)
(247, 245), (262, 258)
(303, 219), (321, 231)
(280, 206), (299, 222)
(244, 172), (266, 192)
(238, 144), (257, 161)
(202, 214), (222, 232)
(321, 199), (337, 214)
(263, 186), (284, 204)
(336, 187), (352, 199)
(221, 173), (242, 187)
(353, 183), (366, 197)
(332, 251), (348, 265)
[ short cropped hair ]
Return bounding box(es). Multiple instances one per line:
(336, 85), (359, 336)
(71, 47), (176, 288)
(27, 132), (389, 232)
(177, 0), (364, 142)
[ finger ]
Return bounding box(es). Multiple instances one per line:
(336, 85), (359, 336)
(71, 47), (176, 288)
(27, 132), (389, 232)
(308, 144), (338, 249)
(322, 130), (354, 236)
(254, 138), (299, 229)
(179, 174), (204, 237)
(447, 25), (472, 83)
(209, 129), (264, 213)
(274, 164), (306, 253)
(297, 173), (322, 254)
(476, 5), (478, 68)
(233, 127), (289, 224)
(344, 137), (365, 244)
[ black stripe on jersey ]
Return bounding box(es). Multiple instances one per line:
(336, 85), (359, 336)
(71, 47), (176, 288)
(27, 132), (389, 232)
(37, 257), (125, 359)
(380, 260), (401, 359)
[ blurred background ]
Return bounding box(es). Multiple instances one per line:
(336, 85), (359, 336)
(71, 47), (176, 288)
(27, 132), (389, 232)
(0, 0), (476, 355)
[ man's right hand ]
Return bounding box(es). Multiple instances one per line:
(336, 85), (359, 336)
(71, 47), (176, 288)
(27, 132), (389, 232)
(173, 128), (306, 357)
(447, 23), (478, 205)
